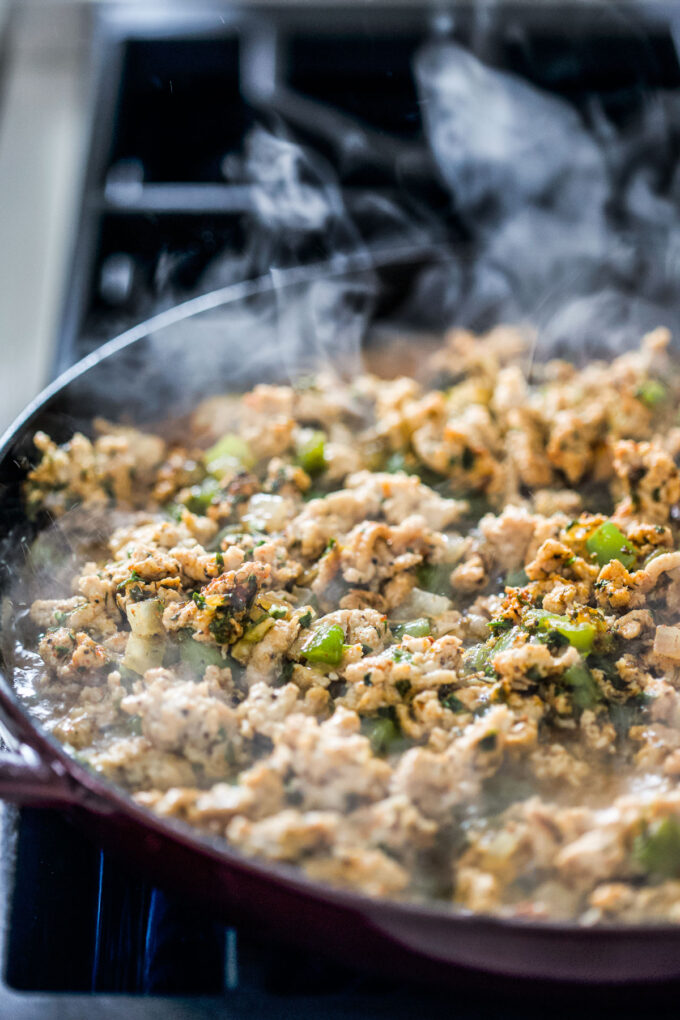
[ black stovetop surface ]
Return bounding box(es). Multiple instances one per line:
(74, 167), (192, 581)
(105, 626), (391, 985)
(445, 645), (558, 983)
(4, 808), (680, 1018)
(8, 2), (680, 1014)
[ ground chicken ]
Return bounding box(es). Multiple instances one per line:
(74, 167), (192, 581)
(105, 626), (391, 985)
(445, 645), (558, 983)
(18, 328), (680, 924)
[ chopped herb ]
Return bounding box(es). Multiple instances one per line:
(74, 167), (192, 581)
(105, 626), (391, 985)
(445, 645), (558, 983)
(461, 446), (475, 470)
(391, 647), (413, 663)
(192, 591), (207, 609)
(609, 699), (644, 738)
(488, 618), (512, 634)
(208, 614), (237, 645)
(538, 628), (570, 655)
(442, 692), (466, 713)
(478, 731), (498, 752)
(395, 678), (411, 698)
(118, 665), (140, 687)
(117, 569), (142, 592)
(278, 659), (294, 685)
(298, 611), (313, 629)
(215, 550), (224, 568)
(363, 672), (373, 685)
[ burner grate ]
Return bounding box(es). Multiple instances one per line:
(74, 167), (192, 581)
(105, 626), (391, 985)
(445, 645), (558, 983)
(55, 2), (680, 376)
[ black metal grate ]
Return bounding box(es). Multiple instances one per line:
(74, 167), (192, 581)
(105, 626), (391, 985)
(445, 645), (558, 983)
(54, 2), (680, 374)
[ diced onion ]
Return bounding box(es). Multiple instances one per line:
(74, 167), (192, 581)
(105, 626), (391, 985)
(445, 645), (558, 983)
(123, 633), (165, 674)
(654, 625), (680, 661)
(242, 493), (292, 533)
(392, 587), (452, 620)
(126, 599), (164, 637)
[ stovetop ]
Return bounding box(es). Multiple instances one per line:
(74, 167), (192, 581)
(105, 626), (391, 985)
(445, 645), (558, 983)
(6, 2), (680, 1014)
(0, 808), (471, 1018)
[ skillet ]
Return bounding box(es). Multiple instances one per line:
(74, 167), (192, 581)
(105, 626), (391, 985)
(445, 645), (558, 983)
(2, 264), (680, 985)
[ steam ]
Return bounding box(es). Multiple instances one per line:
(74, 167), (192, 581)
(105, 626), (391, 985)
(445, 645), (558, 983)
(415, 41), (608, 218)
(414, 39), (680, 359)
(220, 127), (359, 272)
(100, 30), (680, 397)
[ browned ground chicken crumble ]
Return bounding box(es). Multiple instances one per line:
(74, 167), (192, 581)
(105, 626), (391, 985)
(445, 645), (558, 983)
(15, 325), (680, 922)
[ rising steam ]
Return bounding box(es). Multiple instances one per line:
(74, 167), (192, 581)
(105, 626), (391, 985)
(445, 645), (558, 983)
(121, 28), (680, 400)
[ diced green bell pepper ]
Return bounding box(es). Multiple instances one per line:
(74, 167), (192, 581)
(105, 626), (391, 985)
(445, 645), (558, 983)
(562, 661), (600, 710)
(586, 521), (635, 569)
(204, 434), (254, 476)
(179, 637), (225, 676)
(362, 715), (400, 756)
(417, 562), (452, 596)
(182, 477), (221, 515)
(492, 626), (520, 656)
(633, 817), (680, 878)
(301, 622), (345, 665)
(464, 625), (519, 675)
(242, 617), (275, 644)
(505, 567), (529, 587)
(532, 611), (596, 655)
(635, 379), (667, 408)
(391, 618), (431, 639)
(296, 431), (327, 475)
(463, 642), (490, 675)
(384, 451), (413, 474)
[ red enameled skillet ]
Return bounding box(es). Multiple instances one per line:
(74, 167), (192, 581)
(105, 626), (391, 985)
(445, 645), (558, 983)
(2, 267), (680, 985)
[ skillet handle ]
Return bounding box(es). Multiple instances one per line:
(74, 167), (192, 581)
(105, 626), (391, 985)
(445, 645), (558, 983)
(0, 745), (83, 808)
